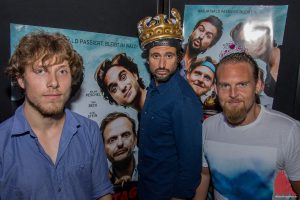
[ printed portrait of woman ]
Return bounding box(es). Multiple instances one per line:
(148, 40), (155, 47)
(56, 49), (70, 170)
(231, 20), (281, 98)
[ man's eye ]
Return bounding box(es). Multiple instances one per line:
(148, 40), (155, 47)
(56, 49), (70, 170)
(151, 54), (160, 59)
(120, 73), (126, 81)
(219, 84), (229, 89)
(238, 82), (248, 88)
(122, 132), (131, 138)
(204, 75), (212, 81)
(206, 34), (213, 39)
(109, 86), (117, 93)
(198, 26), (204, 32)
(108, 138), (116, 144)
(166, 54), (174, 59)
(34, 68), (46, 74)
(58, 69), (69, 75)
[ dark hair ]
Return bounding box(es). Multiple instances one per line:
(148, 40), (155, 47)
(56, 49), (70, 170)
(100, 112), (137, 141)
(6, 31), (84, 95)
(95, 53), (145, 105)
(193, 15), (223, 47)
(216, 52), (259, 83)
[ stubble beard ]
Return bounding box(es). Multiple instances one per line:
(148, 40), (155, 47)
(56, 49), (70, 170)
(154, 68), (176, 84)
(26, 94), (67, 118)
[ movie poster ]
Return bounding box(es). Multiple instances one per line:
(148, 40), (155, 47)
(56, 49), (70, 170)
(183, 5), (296, 199)
(11, 23), (148, 200)
(183, 5), (288, 110)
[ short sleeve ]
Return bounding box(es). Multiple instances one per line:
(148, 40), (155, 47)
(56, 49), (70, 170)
(282, 121), (300, 181)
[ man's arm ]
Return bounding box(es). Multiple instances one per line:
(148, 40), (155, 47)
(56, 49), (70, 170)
(171, 96), (203, 198)
(193, 167), (210, 200)
(97, 194), (112, 200)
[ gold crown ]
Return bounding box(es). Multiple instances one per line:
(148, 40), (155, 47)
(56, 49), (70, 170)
(137, 8), (183, 49)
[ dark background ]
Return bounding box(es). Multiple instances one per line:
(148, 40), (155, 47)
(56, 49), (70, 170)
(1, 0), (300, 122)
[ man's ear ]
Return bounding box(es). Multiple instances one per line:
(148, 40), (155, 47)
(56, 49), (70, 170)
(17, 76), (25, 89)
(255, 78), (264, 95)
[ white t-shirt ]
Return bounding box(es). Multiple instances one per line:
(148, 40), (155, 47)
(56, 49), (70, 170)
(203, 106), (300, 199)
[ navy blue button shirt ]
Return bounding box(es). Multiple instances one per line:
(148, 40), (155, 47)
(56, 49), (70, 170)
(138, 69), (203, 199)
(0, 105), (113, 200)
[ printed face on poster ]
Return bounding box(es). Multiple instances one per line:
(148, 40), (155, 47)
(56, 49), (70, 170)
(182, 5), (288, 109)
(10, 23), (149, 199)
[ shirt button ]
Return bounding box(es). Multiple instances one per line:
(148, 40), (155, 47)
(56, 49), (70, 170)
(144, 111), (147, 114)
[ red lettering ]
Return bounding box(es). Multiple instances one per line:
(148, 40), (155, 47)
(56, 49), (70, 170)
(120, 191), (128, 200)
(128, 186), (137, 198)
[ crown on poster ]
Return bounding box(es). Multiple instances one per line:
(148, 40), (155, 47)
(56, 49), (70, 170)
(137, 8), (183, 49)
(219, 42), (246, 60)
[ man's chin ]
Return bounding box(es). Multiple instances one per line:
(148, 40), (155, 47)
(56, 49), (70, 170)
(223, 107), (247, 125)
(155, 76), (171, 83)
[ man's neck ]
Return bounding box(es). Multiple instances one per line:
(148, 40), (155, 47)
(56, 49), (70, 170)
(23, 100), (66, 164)
(23, 101), (65, 132)
(112, 156), (135, 178)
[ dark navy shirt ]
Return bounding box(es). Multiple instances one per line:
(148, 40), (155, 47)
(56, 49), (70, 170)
(0, 105), (113, 200)
(138, 69), (203, 200)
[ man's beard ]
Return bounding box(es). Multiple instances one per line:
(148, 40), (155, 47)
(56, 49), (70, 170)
(223, 102), (248, 125)
(27, 95), (66, 118)
(154, 68), (175, 83)
(188, 38), (206, 56)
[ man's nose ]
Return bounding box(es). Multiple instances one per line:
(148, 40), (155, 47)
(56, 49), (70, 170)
(119, 82), (127, 93)
(47, 72), (59, 88)
(198, 31), (205, 39)
(229, 86), (238, 98)
(158, 57), (166, 69)
(117, 137), (124, 147)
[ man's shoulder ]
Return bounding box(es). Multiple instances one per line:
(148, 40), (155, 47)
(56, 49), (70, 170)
(173, 72), (199, 99)
(0, 116), (15, 151)
(262, 107), (299, 127)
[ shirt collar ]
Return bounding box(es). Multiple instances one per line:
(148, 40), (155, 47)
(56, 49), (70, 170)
(11, 105), (31, 136)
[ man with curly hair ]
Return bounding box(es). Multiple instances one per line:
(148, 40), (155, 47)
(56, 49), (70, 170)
(0, 32), (113, 200)
(95, 53), (147, 111)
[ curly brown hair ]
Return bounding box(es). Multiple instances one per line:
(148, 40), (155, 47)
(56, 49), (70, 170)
(6, 31), (84, 92)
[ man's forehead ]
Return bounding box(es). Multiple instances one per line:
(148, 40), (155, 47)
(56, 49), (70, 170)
(105, 66), (131, 81)
(198, 21), (217, 33)
(217, 62), (253, 79)
(104, 117), (133, 135)
(193, 65), (215, 75)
